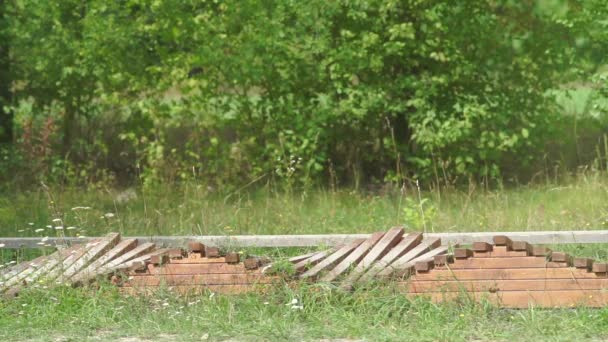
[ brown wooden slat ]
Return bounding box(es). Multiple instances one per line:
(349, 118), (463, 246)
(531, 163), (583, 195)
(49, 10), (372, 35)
(288, 252), (317, 264)
(357, 233), (423, 283)
(592, 263), (608, 274)
(341, 227), (404, 285)
(511, 241), (533, 253)
(124, 273), (275, 286)
(110, 248), (170, 272)
(407, 290), (608, 308)
(147, 263), (247, 275)
(454, 248), (473, 259)
(473, 246), (529, 257)
(551, 252), (571, 264)
(433, 254), (453, 266)
(441, 256), (548, 269)
(294, 250), (331, 272)
(21, 245), (84, 285)
(205, 247), (220, 258)
(574, 258), (594, 270)
(73, 239), (138, 282)
(100, 242), (156, 272)
(57, 233), (121, 283)
(493, 235), (513, 247)
(320, 232), (385, 282)
(187, 242), (205, 253)
(415, 260), (434, 272)
(411, 268), (608, 281)
(532, 246), (552, 257)
(300, 239), (364, 279)
(405, 278), (608, 292)
(392, 245), (450, 278)
(376, 238), (442, 278)
(169, 257), (229, 264)
(472, 242), (493, 252)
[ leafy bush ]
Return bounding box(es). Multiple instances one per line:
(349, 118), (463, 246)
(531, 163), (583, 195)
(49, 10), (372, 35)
(2, 0), (607, 188)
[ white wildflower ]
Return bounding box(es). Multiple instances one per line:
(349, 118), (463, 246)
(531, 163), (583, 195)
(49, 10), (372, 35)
(18, 229), (24, 232)
(55, 226), (64, 230)
(0, 243), (5, 248)
(35, 229), (44, 233)
(28, 222), (34, 226)
(52, 218), (62, 223)
(66, 226), (76, 230)
(104, 213), (115, 218)
(71, 206), (91, 210)
(46, 225), (52, 229)
(291, 305), (304, 310)
(41, 236), (49, 242)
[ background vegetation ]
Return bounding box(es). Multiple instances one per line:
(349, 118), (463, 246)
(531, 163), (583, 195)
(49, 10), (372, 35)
(3, 1), (608, 340)
(1, 0), (608, 191)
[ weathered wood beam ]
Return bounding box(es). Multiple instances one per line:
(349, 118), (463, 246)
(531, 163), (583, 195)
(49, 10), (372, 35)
(1, 230), (608, 248)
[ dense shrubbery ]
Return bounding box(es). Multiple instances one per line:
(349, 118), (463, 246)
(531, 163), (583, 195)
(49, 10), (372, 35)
(1, 0), (607, 189)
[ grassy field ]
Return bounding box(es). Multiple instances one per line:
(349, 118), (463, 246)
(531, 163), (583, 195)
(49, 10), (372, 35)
(2, 174), (608, 341)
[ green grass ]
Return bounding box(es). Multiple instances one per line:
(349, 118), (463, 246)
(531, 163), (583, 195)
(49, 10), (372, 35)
(2, 172), (608, 239)
(2, 283), (608, 341)
(2, 174), (608, 340)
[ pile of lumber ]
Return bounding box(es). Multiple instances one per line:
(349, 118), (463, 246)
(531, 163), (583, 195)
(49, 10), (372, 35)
(288, 227), (450, 289)
(405, 236), (608, 308)
(0, 233), (276, 297)
(3, 228), (608, 308)
(114, 242), (276, 295)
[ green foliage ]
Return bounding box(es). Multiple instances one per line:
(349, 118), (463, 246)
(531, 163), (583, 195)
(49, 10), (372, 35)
(2, 0), (608, 188)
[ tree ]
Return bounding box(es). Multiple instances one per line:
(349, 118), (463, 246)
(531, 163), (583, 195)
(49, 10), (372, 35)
(0, 0), (12, 144)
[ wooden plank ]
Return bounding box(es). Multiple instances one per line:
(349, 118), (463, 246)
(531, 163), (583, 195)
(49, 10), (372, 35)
(392, 245), (450, 278)
(472, 242), (493, 252)
(340, 228), (404, 285)
(357, 233), (423, 283)
(147, 263), (247, 275)
(408, 290), (608, 308)
(99, 242), (156, 272)
(57, 233), (121, 283)
(511, 241), (532, 252)
(551, 252), (571, 264)
(294, 250), (331, 272)
(124, 273), (275, 286)
(433, 254), (453, 266)
(320, 232), (385, 282)
(493, 236), (512, 247)
(376, 238), (442, 278)
(300, 239), (364, 279)
(533, 246), (552, 257)
(72, 239), (138, 282)
(405, 278), (608, 292)
(0, 254), (51, 290)
(443, 256), (548, 269)
(169, 257), (229, 264)
(454, 248), (473, 259)
(4, 230), (608, 248)
(20, 245), (84, 285)
(288, 252), (317, 264)
(593, 263), (608, 273)
(34, 239), (102, 284)
(574, 258), (594, 270)
(411, 268), (608, 281)
(415, 260), (435, 272)
(473, 246), (529, 258)
(109, 248), (170, 272)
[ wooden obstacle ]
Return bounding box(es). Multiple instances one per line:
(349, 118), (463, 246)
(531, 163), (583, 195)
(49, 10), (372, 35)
(2, 229), (608, 308)
(404, 235), (608, 308)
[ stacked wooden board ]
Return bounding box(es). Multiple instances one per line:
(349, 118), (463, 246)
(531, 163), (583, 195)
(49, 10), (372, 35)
(115, 242), (276, 295)
(289, 227), (452, 289)
(405, 235), (608, 308)
(3, 229), (608, 308)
